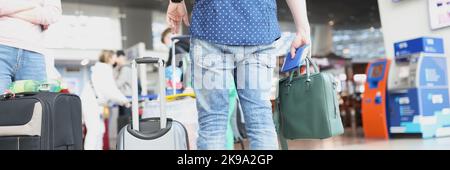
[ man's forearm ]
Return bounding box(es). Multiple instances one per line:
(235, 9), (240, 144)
(286, 0), (311, 34)
(0, 0), (36, 16)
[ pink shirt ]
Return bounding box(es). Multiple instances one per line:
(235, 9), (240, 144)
(0, 0), (61, 54)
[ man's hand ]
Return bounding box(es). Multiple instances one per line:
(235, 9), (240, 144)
(290, 29), (311, 59)
(166, 0), (190, 34)
(286, 0), (311, 59)
(123, 102), (131, 109)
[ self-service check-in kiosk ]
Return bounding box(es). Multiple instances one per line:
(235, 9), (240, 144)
(362, 59), (391, 139)
(387, 37), (450, 138)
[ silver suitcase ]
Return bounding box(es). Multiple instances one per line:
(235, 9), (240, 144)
(117, 57), (189, 150)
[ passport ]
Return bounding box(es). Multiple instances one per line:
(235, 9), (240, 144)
(281, 45), (310, 73)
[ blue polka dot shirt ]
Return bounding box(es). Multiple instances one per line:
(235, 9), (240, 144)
(190, 0), (281, 46)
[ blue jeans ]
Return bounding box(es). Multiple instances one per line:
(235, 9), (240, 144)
(0, 44), (47, 93)
(191, 38), (279, 150)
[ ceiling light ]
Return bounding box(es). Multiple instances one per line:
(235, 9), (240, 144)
(343, 48), (350, 55)
(328, 20), (335, 26)
(80, 59), (90, 66)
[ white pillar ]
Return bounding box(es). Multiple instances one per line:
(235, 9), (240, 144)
(312, 24), (334, 56)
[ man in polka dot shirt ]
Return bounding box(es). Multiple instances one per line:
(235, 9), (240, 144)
(167, 0), (310, 150)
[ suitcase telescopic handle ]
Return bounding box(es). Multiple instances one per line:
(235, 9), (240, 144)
(170, 35), (190, 42)
(135, 57), (163, 64)
(131, 57), (167, 131)
(170, 35), (190, 95)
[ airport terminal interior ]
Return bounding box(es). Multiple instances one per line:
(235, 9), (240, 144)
(1, 0), (450, 150)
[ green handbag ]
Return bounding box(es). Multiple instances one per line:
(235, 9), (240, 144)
(275, 56), (344, 149)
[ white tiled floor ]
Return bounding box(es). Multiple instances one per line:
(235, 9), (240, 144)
(236, 128), (450, 150)
(285, 136), (450, 150)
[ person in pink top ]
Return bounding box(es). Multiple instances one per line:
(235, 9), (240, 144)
(0, 0), (62, 92)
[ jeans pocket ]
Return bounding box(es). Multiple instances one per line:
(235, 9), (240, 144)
(239, 54), (275, 91)
(194, 50), (234, 91)
(252, 48), (276, 69)
(260, 55), (276, 69)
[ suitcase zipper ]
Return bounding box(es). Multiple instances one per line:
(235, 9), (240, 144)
(17, 137), (20, 150)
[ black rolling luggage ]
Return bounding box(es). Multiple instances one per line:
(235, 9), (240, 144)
(0, 92), (83, 150)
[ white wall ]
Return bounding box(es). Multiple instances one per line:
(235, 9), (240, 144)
(44, 2), (123, 63)
(378, 0), (450, 57)
(61, 2), (122, 17)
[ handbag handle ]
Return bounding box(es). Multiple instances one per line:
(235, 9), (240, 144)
(288, 47), (319, 83)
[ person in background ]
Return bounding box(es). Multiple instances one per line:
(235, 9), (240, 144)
(161, 28), (172, 48)
(114, 50), (132, 97)
(113, 50), (133, 132)
(0, 0), (62, 93)
(80, 50), (130, 150)
(167, 0), (311, 150)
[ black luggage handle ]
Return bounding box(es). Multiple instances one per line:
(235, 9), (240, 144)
(135, 57), (164, 64)
(169, 35), (190, 96)
(0, 93), (14, 100)
(0, 92), (39, 100)
(170, 35), (190, 41)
